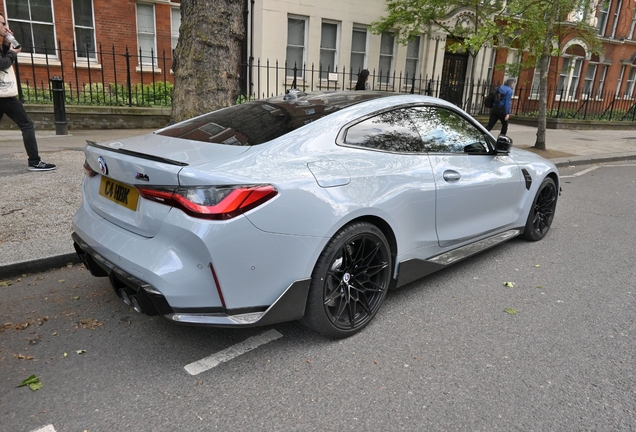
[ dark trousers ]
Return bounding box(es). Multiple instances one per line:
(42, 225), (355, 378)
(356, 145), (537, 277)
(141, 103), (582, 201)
(0, 96), (40, 164)
(486, 105), (509, 136)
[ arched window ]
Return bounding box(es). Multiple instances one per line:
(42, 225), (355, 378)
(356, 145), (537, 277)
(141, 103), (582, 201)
(558, 45), (586, 100)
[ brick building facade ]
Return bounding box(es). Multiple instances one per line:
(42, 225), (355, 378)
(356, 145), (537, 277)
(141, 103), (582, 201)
(1, 0), (180, 97)
(488, 0), (636, 116)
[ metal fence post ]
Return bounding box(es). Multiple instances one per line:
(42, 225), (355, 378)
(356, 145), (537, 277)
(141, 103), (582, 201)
(50, 76), (68, 135)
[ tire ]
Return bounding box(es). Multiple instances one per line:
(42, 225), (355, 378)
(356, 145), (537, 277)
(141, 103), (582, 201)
(521, 177), (558, 241)
(301, 221), (392, 339)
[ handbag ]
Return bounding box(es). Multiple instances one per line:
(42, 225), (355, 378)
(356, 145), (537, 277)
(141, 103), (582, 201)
(0, 65), (18, 98)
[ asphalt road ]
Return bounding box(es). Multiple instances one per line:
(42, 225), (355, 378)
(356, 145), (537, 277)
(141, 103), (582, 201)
(1, 162), (635, 432)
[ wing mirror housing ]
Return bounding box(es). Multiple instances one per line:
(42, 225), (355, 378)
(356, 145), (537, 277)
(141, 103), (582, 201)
(495, 135), (513, 154)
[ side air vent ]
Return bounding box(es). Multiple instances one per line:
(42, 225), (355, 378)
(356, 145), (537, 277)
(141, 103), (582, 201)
(521, 169), (532, 190)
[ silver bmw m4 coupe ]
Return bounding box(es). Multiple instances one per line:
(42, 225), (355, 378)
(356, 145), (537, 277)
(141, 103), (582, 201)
(72, 91), (559, 338)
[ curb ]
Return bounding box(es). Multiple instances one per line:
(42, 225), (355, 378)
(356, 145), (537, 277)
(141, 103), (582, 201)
(1, 154), (635, 281)
(551, 153), (636, 167)
(0, 253), (81, 280)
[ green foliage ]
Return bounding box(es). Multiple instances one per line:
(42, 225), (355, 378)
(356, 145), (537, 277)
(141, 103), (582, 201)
(235, 94), (254, 105)
(20, 81), (173, 107)
(517, 108), (633, 121)
(371, 0), (516, 58)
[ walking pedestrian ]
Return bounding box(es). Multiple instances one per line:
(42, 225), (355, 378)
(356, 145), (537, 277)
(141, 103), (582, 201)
(0, 14), (56, 171)
(486, 78), (515, 137)
(354, 69), (370, 90)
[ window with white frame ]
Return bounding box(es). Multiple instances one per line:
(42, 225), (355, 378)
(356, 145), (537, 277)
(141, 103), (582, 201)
(379, 32), (395, 83)
(136, 3), (157, 66)
(615, 65), (625, 96)
(504, 48), (520, 86)
(624, 67), (636, 98)
(405, 36), (420, 83)
(5, 0), (56, 55)
(320, 21), (338, 79)
(557, 57), (583, 99)
(171, 7), (181, 51)
(486, 49), (496, 85)
(73, 0), (96, 59)
(286, 16), (307, 78)
(530, 67), (541, 99)
(582, 63), (597, 97)
(350, 26), (367, 76)
(597, 0), (611, 36)
(609, 0), (620, 38)
(596, 64), (608, 98)
(571, 0), (593, 22)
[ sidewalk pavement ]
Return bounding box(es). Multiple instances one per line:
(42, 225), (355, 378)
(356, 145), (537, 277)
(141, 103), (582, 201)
(1, 123), (636, 279)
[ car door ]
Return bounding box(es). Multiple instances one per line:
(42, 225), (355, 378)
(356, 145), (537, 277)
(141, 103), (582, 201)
(339, 107), (438, 254)
(408, 106), (523, 248)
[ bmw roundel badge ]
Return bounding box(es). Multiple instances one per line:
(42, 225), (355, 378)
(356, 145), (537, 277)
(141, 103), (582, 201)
(98, 156), (108, 175)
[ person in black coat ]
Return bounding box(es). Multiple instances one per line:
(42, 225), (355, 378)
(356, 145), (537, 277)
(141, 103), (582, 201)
(354, 69), (370, 90)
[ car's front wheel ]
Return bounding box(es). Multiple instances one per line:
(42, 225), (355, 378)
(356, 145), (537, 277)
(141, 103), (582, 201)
(522, 177), (558, 241)
(302, 222), (392, 339)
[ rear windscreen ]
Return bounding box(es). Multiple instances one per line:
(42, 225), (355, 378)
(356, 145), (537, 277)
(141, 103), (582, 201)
(157, 92), (390, 146)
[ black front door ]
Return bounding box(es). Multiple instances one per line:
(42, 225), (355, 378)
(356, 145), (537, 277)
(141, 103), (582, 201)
(440, 53), (468, 107)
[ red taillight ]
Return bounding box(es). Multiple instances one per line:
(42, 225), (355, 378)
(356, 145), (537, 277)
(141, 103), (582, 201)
(136, 185), (278, 220)
(83, 160), (98, 177)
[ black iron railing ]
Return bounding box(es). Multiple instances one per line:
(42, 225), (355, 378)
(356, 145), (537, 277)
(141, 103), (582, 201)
(16, 50), (636, 122)
(15, 40), (173, 107)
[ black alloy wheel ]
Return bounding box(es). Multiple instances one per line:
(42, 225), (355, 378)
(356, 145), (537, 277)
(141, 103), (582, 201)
(302, 222), (392, 339)
(522, 177), (558, 241)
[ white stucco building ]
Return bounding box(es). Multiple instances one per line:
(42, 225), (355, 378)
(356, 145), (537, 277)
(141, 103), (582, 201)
(246, 0), (499, 104)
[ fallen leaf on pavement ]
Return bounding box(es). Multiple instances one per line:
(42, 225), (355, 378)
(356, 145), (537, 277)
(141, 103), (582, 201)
(18, 375), (43, 391)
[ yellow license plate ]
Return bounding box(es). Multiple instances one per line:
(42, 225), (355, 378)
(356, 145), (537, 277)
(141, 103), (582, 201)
(99, 176), (140, 211)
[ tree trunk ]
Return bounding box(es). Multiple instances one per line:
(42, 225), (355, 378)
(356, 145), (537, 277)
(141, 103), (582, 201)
(534, 0), (559, 150)
(171, 0), (245, 123)
(534, 52), (550, 150)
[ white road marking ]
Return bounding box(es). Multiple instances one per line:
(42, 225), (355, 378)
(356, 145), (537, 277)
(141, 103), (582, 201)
(30, 426), (56, 432)
(561, 164), (636, 178)
(560, 165), (600, 179)
(184, 329), (283, 375)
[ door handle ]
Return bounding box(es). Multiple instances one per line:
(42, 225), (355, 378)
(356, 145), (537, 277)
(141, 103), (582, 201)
(443, 170), (461, 182)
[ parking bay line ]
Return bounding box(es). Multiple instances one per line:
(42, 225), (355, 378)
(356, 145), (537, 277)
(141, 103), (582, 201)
(560, 165), (601, 179)
(30, 426), (56, 432)
(184, 329), (283, 375)
(561, 164), (636, 179)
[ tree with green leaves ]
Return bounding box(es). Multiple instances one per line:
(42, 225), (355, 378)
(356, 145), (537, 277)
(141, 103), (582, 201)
(371, 0), (516, 91)
(372, 0), (601, 151)
(171, 0), (245, 123)
(507, 0), (600, 150)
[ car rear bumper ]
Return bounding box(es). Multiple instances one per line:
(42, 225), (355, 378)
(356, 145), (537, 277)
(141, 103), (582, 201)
(72, 232), (312, 327)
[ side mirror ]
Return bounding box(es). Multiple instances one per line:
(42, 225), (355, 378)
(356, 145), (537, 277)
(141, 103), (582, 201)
(495, 135), (513, 154)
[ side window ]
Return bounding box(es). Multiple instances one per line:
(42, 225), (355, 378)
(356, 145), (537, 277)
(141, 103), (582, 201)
(6, 0), (56, 56)
(409, 106), (490, 154)
(344, 108), (424, 153)
(73, 0), (96, 60)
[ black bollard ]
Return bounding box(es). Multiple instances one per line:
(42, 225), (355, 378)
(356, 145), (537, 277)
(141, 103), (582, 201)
(50, 76), (68, 135)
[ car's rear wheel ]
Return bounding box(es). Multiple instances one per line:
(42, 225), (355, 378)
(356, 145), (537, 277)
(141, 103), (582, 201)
(302, 222), (392, 339)
(522, 177), (558, 241)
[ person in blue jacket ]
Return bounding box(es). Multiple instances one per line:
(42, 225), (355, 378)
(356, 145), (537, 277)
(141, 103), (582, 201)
(486, 78), (515, 136)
